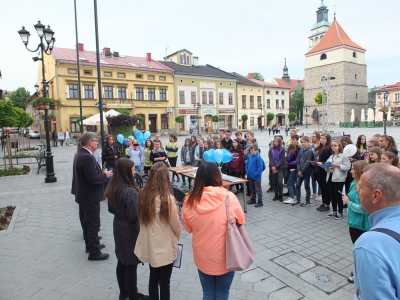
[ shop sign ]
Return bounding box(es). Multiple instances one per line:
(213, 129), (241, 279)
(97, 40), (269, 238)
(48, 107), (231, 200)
(179, 109), (198, 114)
(219, 109), (235, 114)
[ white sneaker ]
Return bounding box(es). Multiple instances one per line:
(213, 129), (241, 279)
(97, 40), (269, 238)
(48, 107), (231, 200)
(315, 195), (322, 201)
(283, 197), (295, 204)
(311, 194), (317, 199)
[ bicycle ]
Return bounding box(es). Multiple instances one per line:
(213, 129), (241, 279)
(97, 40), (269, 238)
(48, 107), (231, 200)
(35, 141), (46, 174)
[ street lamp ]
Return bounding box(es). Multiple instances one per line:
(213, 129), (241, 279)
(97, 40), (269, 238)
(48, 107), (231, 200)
(258, 104), (265, 131)
(193, 103), (201, 133)
(377, 84), (389, 135)
(304, 105), (309, 128)
(18, 20), (57, 183)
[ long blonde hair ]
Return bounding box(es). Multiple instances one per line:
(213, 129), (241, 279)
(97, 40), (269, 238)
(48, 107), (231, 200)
(137, 162), (171, 226)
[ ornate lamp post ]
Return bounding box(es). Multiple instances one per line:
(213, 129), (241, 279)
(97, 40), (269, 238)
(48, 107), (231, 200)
(18, 21), (57, 183)
(193, 103), (201, 133)
(377, 84), (389, 135)
(259, 104), (265, 131)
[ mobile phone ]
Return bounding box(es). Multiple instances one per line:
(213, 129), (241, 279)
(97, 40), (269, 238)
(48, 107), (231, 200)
(338, 190), (343, 194)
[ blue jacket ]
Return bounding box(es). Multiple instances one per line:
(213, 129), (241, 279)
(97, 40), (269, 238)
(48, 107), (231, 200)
(353, 206), (400, 300)
(347, 181), (371, 231)
(286, 149), (299, 170)
(246, 152), (263, 180)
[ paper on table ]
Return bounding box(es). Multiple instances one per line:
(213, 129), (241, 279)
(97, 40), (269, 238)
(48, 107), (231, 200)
(173, 244), (183, 268)
(319, 161), (332, 169)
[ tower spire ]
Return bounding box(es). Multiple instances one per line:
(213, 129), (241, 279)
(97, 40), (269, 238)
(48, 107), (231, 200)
(282, 58), (290, 83)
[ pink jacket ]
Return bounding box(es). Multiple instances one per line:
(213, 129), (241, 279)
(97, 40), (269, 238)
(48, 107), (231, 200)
(182, 186), (245, 275)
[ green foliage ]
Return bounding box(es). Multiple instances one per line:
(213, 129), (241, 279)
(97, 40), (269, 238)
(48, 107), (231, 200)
(241, 114), (248, 122)
(211, 115), (220, 122)
(293, 88), (304, 121)
(136, 115), (144, 124)
(266, 113), (275, 121)
(111, 125), (133, 139)
(49, 113), (56, 120)
(0, 100), (18, 128)
(175, 116), (184, 124)
(118, 109), (131, 116)
(252, 72), (264, 81)
(288, 112), (297, 121)
(0, 166), (30, 177)
(9, 87), (30, 108)
(314, 92), (323, 105)
(76, 116), (87, 125)
(106, 114), (138, 126)
(14, 107), (34, 128)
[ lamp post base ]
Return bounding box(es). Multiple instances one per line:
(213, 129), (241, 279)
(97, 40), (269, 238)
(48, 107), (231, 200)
(45, 176), (57, 183)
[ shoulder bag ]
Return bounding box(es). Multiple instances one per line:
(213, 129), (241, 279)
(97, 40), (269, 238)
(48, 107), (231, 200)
(225, 195), (255, 271)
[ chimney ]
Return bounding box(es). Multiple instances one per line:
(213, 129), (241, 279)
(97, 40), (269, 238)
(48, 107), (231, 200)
(146, 53), (152, 61)
(247, 73), (253, 79)
(103, 47), (110, 53)
(78, 43), (84, 51)
(193, 56), (199, 66)
(297, 79), (301, 86)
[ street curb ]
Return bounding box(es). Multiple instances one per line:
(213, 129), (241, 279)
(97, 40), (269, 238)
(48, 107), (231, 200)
(0, 203), (21, 235)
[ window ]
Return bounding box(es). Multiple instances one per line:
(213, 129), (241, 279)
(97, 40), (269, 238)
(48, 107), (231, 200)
(267, 90), (270, 95)
(267, 99), (271, 108)
(136, 88), (143, 100)
(70, 117), (80, 133)
(161, 114), (168, 129)
(136, 74), (143, 79)
(84, 85), (94, 99)
(229, 93), (233, 105)
(250, 96), (254, 109)
(69, 84), (78, 98)
(320, 53), (327, 60)
(118, 87), (127, 99)
(159, 76), (166, 81)
(395, 93), (400, 102)
(159, 89), (167, 101)
(257, 96), (262, 107)
(250, 117), (254, 126)
(148, 75), (155, 80)
(117, 73), (125, 78)
(104, 71), (112, 77)
(180, 53), (190, 65)
(148, 88), (155, 100)
(179, 91), (185, 104)
(83, 70), (92, 75)
(353, 52), (357, 58)
(281, 100), (285, 109)
(208, 92), (213, 105)
(275, 91), (279, 95)
(87, 125), (97, 132)
(191, 91), (196, 104)
(281, 91), (285, 95)
(356, 93), (358, 99)
(68, 69), (77, 74)
(202, 91), (207, 104)
(276, 99), (279, 108)
(355, 74), (357, 79)
(242, 95), (246, 108)
(104, 86), (113, 98)
(219, 93), (224, 105)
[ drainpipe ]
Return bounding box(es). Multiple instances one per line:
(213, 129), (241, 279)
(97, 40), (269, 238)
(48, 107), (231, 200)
(55, 62), (61, 130)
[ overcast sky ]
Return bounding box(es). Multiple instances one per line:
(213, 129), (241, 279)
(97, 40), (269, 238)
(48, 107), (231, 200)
(2, 0), (399, 93)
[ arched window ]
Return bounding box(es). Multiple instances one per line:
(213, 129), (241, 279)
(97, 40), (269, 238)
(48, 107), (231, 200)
(315, 37), (319, 45)
(353, 52), (357, 58)
(320, 53), (327, 60)
(309, 39), (313, 47)
(320, 35), (324, 40)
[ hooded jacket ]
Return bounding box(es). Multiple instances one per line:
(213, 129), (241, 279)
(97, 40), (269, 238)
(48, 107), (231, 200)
(182, 187), (245, 275)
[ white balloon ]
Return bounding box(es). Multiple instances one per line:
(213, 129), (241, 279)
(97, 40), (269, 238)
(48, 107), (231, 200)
(343, 144), (357, 157)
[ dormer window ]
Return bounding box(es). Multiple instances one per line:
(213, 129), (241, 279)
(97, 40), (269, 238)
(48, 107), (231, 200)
(180, 53), (190, 65)
(353, 52), (357, 58)
(320, 53), (327, 60)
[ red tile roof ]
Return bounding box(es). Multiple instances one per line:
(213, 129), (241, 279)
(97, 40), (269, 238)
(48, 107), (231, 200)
(306, 20), (365, 55)
(374, 82), (400, 92)
(250, 78), (290, 89)
(51, 47), (174, 73)
(273, 78), (304, 92)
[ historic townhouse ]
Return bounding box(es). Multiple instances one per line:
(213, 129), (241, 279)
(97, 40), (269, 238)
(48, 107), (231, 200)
(159, 49), (238, 133)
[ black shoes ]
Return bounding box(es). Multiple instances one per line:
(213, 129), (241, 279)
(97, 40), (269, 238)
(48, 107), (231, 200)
(86, 244), (105, 253)
(272, 194), (279, 201)
(278, 195), (284, 202)
(88, 252), (109, 261)
(247, 198), (256, 204)
(255, 202), (263, 207)
(282, 192), (289, 196)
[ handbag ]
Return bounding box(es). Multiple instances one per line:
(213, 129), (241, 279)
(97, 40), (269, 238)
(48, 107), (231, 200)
(225, 195), (255, 271)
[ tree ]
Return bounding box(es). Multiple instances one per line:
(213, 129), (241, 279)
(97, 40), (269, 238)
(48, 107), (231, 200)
(293, 88), (304, 122)
(241, 114), (248, 129)
(288, 112), (297, 121)
(211, 115), (220, 132)
(266, 113), (275, 125)
(314, 92), (323, 105)
(175, 116), (184, 133)
(252, 72), (264, 81)
(118, 109), (131, 116)
(9, 87), (30, 109)
(0, 100), (18, 169)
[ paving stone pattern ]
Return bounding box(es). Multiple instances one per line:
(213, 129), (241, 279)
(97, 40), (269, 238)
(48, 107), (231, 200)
(1, 126), (397, 299)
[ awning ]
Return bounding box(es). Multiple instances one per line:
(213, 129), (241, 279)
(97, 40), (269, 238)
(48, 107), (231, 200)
(82, 109), (120, 125)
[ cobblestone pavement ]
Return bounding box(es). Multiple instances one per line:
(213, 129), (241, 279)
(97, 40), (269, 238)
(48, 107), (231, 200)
(1, 125), (398, 299)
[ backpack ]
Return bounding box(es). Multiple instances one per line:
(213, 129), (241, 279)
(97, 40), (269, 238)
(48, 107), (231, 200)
(256, 155), (266, 172)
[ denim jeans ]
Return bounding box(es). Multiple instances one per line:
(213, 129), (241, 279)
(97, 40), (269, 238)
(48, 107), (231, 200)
(198, 269), (235, 300)
(295, 171), (311, 203)
(287, 169), (297, 198)
(106, 166), (114, 184)
(311, 169), (321, 195)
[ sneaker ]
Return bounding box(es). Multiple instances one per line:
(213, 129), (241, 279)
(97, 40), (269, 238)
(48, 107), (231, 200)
(278, 195), (284, 202)
(177, 178), (181, 182)
(282, 192), (289, 196)
(234, 190), (242, 195)
(347, 276), (354, 283)
(327, 213), (336, 218)
(272, 194), (279, 201)
(320, 205), (330, 211)
(255, 202), (263, 207)
(315, 195), (322, 201)
(311, 194), (317, 199)
(246, 196), (251, 201)
(247, 198), (256, 204)
(266, 187), (274, 193)
(334, 213), (343, 220)
(172, 179), (175, 182)
(316, 204), (325, 211)
(300, 202), (311, 207)
(181, 182), (186, 188)
(292, 202), (300, 206)
(283, 197), (295, 204)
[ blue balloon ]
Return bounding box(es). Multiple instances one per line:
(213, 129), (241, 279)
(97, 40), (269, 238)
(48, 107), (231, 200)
(208, 148), (215, 157)
(128, 135), (134, 141)
(133, 129), (140, 136)
(203, 150), (216, 163)
(214, 149), (224, 164)
(137, 135), (144, 145)
(117, 134), (124, 144)
(222, 152), (233, 163)
(124, 138), (128, 147)
(222, 149), (228, 155)
(144, 131), (151, 139)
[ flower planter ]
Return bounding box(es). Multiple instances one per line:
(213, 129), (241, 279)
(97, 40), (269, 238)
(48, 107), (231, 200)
(44, 103), (50, 110)
(51, 104), (59, 110)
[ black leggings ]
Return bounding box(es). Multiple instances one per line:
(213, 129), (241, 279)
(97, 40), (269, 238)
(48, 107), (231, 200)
(149, 263), (173, 300)
(168, 157), (179, 180)
(116, 261), (139, 300)
(327, 176), (344, 214)
(316, 172), (330, 206)
(349, 227), (366, 244)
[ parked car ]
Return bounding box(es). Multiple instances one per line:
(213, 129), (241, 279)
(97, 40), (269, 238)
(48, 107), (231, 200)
(26, 130), (41, 139)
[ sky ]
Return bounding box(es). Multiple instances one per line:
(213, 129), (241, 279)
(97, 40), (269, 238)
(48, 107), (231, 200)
(1, 0), (399, 94)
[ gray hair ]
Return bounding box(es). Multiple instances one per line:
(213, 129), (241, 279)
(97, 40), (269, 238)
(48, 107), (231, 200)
(363, 163), (400, 204)
(80, 132), (98, 146)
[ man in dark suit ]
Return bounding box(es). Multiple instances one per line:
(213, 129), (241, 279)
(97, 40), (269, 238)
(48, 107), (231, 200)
(74, 132), (113, 260)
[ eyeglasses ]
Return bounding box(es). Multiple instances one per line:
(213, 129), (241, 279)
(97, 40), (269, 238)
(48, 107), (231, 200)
(91, 139), (99, 143)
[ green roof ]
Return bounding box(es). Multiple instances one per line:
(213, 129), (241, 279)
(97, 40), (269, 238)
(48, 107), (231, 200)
(311, 20), (331, 31)
(318, 1), (327, 9)
(308, 29), (328, 38)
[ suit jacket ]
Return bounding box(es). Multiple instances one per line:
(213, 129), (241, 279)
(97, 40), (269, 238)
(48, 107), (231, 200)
(74, 148), (107, 205)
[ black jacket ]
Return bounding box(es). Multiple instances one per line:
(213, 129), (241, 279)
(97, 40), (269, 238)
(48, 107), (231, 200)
(102, 144), (120, 168)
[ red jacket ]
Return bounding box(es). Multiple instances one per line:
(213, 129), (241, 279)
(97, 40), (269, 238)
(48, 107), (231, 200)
(228, 148), (245, 175)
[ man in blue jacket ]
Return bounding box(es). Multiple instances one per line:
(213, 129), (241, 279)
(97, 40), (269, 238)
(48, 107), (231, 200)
(353, 163), (400, 300)
(293, 136), (313, 207)
(246, 145), (264, 207)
